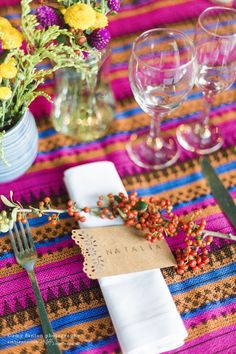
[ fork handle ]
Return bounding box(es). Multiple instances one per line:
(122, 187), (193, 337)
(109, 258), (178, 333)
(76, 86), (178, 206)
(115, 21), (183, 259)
(28, 271), (62, 354)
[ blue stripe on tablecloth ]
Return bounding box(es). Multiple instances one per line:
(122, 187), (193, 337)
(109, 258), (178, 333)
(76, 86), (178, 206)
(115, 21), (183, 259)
(111, 19), (236, 53)
(64, 335), (117, 354)
(0, 306), (108, 350)
(180, 295), (236, 320)
(169, 262), (236, 295)
(39, 128), (57, 138)
(172, 187), (235, 210)
(37, 100), (236, 157)
(114, 89), (236, 121)
(0, 232), (71, 260)
(38, 94), (236, 144)
(134, 160), (236, 196)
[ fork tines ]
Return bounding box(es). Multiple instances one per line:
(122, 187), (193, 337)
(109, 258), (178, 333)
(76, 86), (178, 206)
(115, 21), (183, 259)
(9, 220), (35, 254)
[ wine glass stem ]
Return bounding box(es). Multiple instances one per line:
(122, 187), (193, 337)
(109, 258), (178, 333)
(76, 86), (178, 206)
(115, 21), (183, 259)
(202, 92), (214, 127)
(199, 92), (214, 138)
(147, 115), (163, 150)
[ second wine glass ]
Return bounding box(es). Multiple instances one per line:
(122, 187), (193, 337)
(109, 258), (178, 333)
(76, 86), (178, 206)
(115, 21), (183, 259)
(177, 6), (236, 154)
(127, 28), (196, 169)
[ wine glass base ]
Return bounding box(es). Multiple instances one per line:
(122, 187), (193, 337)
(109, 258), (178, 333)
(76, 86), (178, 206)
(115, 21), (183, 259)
(176, 123), (223, 155)
(126, 134), (180, 169)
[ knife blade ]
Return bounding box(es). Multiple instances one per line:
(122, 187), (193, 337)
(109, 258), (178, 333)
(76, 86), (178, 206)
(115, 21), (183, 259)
(200, 157), (236, 229)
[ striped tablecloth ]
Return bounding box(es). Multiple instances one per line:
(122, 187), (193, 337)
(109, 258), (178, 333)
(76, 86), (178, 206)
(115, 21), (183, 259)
(0, 1), (236, 353)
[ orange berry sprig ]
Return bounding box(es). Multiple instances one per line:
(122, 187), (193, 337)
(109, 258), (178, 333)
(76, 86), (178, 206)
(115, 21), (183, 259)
(15, 197), (90, 227)
(94, 192), (213, 274)
(0, 191), (218, 274)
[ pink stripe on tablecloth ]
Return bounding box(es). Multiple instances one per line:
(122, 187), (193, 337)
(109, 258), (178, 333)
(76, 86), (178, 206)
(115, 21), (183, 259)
(184, 302), (236, 330)
(0, 237), (75, 269)
(109, 0), (212, 37)
(0, 0), (20, 6)
(167, 322), (236, 354)
(83, 342), (120, 354)
(0, 254), (89, 315)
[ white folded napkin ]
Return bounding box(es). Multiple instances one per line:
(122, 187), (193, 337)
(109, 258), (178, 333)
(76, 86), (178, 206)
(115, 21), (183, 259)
(64, 161), (188, 354)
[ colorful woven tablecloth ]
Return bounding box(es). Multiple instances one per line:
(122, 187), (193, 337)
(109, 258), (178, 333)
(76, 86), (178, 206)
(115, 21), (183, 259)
(0, 1), (236, 353)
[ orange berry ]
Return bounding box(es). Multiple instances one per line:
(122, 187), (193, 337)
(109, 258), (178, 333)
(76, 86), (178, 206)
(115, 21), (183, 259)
(78, 36), (86, 45)
(67, 200), (73, 207)
(83, 207), (89, 213)
(44, 197), (51, 203)
(79, 216), (86, 222)
(51, 219), (57, 226)
(68, 210), (74, 216)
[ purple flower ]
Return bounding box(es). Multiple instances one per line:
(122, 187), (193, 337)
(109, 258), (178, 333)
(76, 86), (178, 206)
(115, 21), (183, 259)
(36, 5), (63, 29)
(88, 28), (111, 50)
(107, 0), (120, 12)
(82, 51), (89, 59)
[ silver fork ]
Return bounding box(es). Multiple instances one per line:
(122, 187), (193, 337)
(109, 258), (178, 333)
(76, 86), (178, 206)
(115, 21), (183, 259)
(9, 221), (62, 354)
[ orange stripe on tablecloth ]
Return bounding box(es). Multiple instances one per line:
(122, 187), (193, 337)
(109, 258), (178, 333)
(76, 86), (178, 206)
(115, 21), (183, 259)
(0, 247), (80, 278)
(30, 110), (236, 173)
(0, 317), (114, 353)
(173, 274), (236, 313)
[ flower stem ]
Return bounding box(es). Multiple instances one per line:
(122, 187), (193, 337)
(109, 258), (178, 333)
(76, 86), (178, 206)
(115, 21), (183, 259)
(203, 229), (236, 241)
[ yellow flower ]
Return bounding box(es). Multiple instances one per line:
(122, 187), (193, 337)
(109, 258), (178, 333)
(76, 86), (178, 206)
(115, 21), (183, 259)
(59, 6), (66, 15)
(0, 87), (12, 100)
(92, 12), (108, 29)
(64, 4), (96, 30)
(0, 17), (12, 29)
(0, 27), (23, 49)
(0, 61), (17, 79)
(8, 57), (16, 66)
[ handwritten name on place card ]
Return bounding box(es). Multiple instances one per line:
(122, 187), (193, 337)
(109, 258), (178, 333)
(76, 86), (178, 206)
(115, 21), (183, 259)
(72, 226), (176, 279)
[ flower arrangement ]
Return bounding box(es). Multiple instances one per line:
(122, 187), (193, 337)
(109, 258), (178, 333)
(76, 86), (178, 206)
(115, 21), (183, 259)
(0, 0), (119, 158)
(1, 191), (235, 275)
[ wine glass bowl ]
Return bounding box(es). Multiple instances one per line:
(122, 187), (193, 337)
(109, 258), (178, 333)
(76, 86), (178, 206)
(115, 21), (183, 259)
(176, 6), (236, 154)
(127, 28), (196, 169)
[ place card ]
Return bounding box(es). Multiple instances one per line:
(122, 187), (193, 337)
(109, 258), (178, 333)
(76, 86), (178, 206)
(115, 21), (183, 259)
(72, 226), (176, 279)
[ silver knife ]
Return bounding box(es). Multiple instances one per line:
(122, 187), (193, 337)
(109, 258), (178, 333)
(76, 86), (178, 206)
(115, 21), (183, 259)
(200, 156), (236, 229)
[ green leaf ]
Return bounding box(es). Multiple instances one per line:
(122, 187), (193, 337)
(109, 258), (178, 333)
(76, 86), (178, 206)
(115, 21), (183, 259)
(11, 208), (18, 223)
(117, 208), (126, 220)
(1, 195), (15, 208)
(134, 201), (148, 211)
(114, 195), (122, 203)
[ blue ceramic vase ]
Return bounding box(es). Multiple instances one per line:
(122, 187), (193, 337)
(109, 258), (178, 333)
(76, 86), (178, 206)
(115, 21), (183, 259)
(0, 109), (38, 183)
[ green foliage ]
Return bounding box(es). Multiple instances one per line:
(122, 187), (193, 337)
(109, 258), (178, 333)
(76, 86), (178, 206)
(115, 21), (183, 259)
(0, 0), (102, 131)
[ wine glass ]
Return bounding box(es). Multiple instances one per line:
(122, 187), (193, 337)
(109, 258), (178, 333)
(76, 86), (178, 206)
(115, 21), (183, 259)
(177, 6), (236, 154)
(126, 28), (196, 169)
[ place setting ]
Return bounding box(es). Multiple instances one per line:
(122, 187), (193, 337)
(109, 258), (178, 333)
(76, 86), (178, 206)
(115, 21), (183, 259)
(0, 1), (235, 354)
